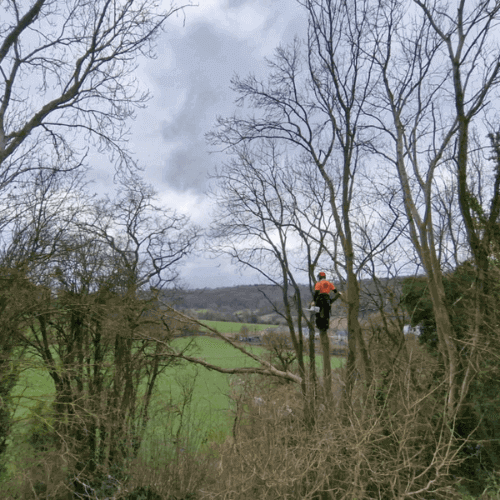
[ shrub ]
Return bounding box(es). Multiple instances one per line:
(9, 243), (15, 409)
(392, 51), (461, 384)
(205, 338), (464, 500)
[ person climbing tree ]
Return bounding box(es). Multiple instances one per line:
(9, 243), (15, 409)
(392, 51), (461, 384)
(313, 272), (339, 331)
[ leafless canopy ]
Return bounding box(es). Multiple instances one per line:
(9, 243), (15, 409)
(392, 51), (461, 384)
(0, 0), (189, 190)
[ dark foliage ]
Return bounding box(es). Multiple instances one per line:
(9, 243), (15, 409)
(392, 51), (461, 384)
(0, 267), (33, 477)
(401, 262), (476, 353)
(401, 261), (500, 494)
(125, 487), (163, 500)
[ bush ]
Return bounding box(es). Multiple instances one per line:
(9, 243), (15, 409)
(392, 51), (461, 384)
(125, 485), (162, 500)
(25, 402), (59, 453)
(205, 338), (464, 500)
(262, 330), (296, 373)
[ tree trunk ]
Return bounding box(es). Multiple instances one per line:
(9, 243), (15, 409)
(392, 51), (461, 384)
(318, 327), (333, 407)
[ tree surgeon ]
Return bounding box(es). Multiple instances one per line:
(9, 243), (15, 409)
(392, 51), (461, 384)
(312, 272), (339, 331)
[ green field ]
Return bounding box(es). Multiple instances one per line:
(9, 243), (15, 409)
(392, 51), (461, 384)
(7, 335), (345, 471)
(198, 319), (275, 333)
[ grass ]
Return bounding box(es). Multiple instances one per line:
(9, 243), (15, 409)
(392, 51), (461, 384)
(198, 320), (275, 333)
(11, 359), (54, 422)
(139, 337), (265, 459)
(142, 336), (344, 463)
(5, 335), (345, 474)
(5, 359), (56, 476)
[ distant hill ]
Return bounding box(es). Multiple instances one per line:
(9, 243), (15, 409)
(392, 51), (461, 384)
(163, 277), (408, 320)
(166, 284), (313, 314)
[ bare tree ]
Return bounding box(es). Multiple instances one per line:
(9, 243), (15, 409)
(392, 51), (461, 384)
(262, 329), (297, 373)
(10, 178), (200, 492)
(0, 168), (90, 475)
(0, 0), (190, 190)
(414, 0), (500, 418)
(0, 167), (88, 272)
(209, 143), (329, 414)
(76, 174), (201, 292)
(366, 0), (500, 418)
(208, 0), (411, 404)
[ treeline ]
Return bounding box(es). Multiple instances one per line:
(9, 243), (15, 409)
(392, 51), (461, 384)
(170, 278), (405, 320)
(169, 284), (310, 314)
(167, 284), (308, 325)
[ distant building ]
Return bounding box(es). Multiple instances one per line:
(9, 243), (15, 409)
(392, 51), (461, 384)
(302, 328), (320, 339)
(239, 336), (262, 344)
(331, 330), (348, 344)
(403, 325), (422, 336)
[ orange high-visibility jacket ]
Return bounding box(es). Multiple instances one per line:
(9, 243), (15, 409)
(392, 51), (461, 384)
(314, 279), (336, 295)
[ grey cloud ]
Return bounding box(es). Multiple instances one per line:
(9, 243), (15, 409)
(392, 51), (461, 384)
(140, 2), (307, 196)
(157, 22), (267, 192)
(88, 1), (308, 287)
(162, 143), (209, 191)
(179, 255), (264, 289)
(225, 0), (249, 9)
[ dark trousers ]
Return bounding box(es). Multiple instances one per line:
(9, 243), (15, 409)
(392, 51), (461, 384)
(315, 293), (331, 330)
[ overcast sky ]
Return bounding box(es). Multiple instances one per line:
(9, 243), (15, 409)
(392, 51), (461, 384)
(89, 0), (308, 289)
